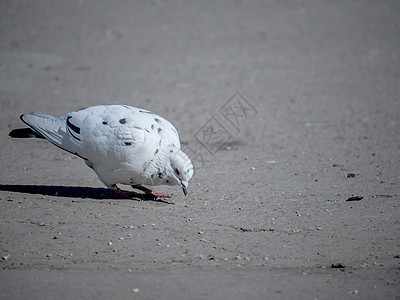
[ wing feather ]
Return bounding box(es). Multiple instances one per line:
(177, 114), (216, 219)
(21, 112), (85, 159)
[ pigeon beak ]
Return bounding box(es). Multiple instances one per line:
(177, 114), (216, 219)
(181, 181), (188, 196)
(182, 186), (187, 196)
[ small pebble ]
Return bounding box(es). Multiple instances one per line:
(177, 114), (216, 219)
(331, 263), (345, 268)
(265, 160), (276, 164)
(108, 242), (113, 246)
(132, 288), (139, 293)
(346, 196), (363, 202)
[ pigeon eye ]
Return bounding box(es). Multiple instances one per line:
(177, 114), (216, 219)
(175, 168), (180, 176)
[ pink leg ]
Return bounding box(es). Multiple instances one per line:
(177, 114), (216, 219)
(110, 185), (142, 201)
(131, 185), (172, 198)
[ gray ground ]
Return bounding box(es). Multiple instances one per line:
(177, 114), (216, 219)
(1, 1), (399, 299)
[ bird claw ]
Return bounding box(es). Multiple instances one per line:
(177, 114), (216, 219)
(111, 185), (171, 201)
(147, 192), (172, 198)
(112, 187), (142, 201)
(131, 185), (172, 199)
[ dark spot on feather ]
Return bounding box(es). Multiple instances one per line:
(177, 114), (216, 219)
(145, 129), (150, 133)
(124, 142), (132, 146)
(102, 121), (107, 125)
(119, 118), (126, 124)
(151, 124), (155, 130)
(154, 149), (159, 155)
(67, 116), (81, 141)
(170, 149), (174, 153)
(67, 116), (80, 134)
(166, 180), (170, 184)
(154, 118), (160, 123)
(158, 172), (164, 178)
(157, 127), (162, 134)
(151, 174), (154, 179)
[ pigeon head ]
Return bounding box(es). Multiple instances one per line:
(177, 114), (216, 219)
(168, 148), (193, 196)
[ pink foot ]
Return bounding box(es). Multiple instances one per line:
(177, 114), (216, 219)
(111, 186), (142, 201)
(147, 191), (172, 198)
(131, 185), (172, 198)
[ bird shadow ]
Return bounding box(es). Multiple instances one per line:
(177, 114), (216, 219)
(0, 184), (173, 204)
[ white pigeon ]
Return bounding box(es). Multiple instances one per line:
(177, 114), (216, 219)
(9, 104), (194, 200)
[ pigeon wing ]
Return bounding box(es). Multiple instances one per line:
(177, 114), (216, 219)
(64, 105), (150, 167)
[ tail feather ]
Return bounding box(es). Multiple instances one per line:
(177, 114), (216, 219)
(19, 112), (75, 155)
(10, 111), (85, 159)
(9, 128), (45, 139)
